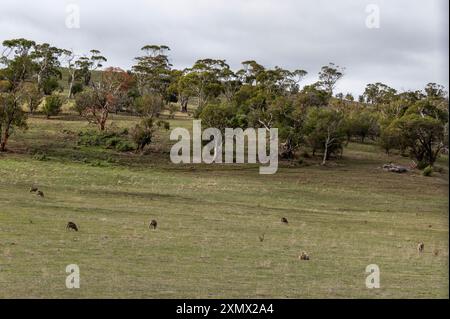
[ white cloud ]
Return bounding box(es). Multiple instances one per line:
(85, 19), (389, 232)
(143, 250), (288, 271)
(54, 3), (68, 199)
(0, 0), (448, 95)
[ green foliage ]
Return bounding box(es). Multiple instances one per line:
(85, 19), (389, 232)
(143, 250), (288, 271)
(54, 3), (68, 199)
(132, 117), (155, 152)
(198, 102), (237, 132)
(74, 90), (93, 115)
(77, 130), (135, 152)
(0, 80), (12, 92)
(32, 152), (48, 161)
(70, 82), (84, 96)
(0, 92), (28, 151)
(21, 82), (43, 113)
(296, 83), (330, 107)
(42, 94), (64, 118)
(379, 126), (399, 155)
(133, 94), (164, 118)
(390, 114), (445, 166)
(132, 44), (172, 97)
(425, 82), (447, 100)
(363, 82), (397, 104)
(343, 111), (380, 143)
(167, 103), (178, 119)
(318, 63), (344, 95)
(422, 165), (433, 176)
(115, 140), (135, 152)
(304, 108), (345, 160)
(41, 77), (60, 95)
(156, 120), (170, 131)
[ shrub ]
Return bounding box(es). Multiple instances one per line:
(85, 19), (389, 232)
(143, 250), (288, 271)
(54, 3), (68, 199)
(77, 130), (135, 152)
(115, 141), (135, 152)
(41, 77), (61, 95)
(379, 127), (399, 155)
(167, 103), (178, 119)
(73, 90), (94, 116)
(156, 120), (170, 131)
(105, 136), (122, 149)
(423, 165), (433, 177)
(42, 94), (64, 118)
(70, 82), (84, 96)
(132, 118), (155, 152)
(417, 160), (430, 170)
(134, 94), (164, 118)
(32, 152), (47, 161)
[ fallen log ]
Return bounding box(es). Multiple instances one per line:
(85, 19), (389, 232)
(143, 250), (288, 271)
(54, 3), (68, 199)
(382, 163), (409, 173)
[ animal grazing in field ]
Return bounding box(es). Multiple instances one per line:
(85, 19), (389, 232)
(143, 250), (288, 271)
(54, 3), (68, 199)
(417, 242), (424, 253)
(36, 190), (44, 197)
(66, 222), (79, 231)
(259, 233), (265, 242)
(29, 186), (38, 193)
(299, 252), (310, 260)
(149, 219), (157, 230)
(433, 249), (440, 256)
(281, 217), (289, 224)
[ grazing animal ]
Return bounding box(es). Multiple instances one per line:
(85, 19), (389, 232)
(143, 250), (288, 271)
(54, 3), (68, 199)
(36, 190), (44, 197)
(259, 233), (265, 242)
(66, 222), (78, 231)
(417, 242), (424, 253)
(299, 252), (310, 260)
(433, 249), (440, 257)
(149, 219), (157, 230)
(281, 217), (289, 224)
(29, 186), (38, 193)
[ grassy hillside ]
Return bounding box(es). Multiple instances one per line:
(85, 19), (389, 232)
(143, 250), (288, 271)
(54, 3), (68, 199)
(0, 114), (448, 298)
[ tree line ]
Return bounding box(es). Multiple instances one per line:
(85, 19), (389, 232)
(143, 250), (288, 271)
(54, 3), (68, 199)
(0, 38), (448, 168)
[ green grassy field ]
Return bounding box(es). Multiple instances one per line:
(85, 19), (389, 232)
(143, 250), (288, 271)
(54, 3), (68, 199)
(0, 113), (448, 298)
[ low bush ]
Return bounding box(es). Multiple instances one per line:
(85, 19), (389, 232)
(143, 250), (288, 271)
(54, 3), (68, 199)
(77, 130), (135, 152)
(423, 165), (433, 177)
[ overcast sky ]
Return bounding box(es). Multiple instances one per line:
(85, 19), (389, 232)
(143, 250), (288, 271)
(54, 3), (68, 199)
(0, 0), (448, 96)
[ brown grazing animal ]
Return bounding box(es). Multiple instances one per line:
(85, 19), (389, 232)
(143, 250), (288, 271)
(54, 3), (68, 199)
(36, 190), (44, 197)
(281, 217), (289, 224)
(417, 242), (424, 253)
(66, 222), (78, 231)
(149, 220), (157, 230)
(259, 234), (265, 242)
(30, 186), (38, 193)
(299, 252), (310, 260)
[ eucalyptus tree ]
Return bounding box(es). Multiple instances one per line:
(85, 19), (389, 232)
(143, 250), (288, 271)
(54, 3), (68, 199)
(31, 43), (64, 93)
(132, 45), (172, 98)
(0, 38), (36, 151)
(363, 82), (397, 105)
(75, 67), (132, 130)
(318, 63), (344, 96)
(63, 49), (107, 98)
(76, 49), (107, 86)
(424, 82), (448, 100)
(182, 58), (226, 110)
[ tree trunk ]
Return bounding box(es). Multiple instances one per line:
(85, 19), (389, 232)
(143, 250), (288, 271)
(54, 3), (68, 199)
(0, 131), (9, 152)
(322, 141), (328, 165)
(99, 108), (108, 131)
(68, 72), (75, 99)
(181, 98), (188, 113)
(322, 130), (331, 165)
(68, 83), (73, 99)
